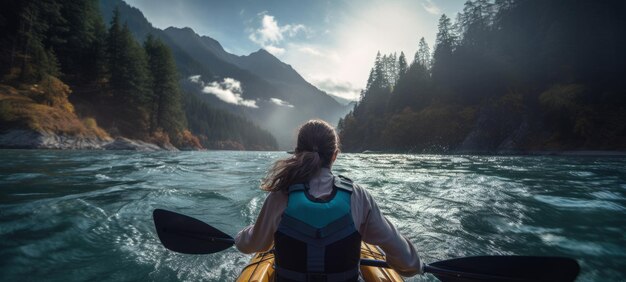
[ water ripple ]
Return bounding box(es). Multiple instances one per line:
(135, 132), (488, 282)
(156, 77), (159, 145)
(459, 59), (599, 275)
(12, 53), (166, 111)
(0, 150), (625, 281)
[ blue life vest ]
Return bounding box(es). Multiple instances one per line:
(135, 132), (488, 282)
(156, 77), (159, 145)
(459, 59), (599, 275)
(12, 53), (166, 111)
(274, 175), (362, 282)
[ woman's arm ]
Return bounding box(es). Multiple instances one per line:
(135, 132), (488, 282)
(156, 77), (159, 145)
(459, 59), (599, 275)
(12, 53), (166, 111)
(352, 185), (423, 277)
(234, 191), (287, 253)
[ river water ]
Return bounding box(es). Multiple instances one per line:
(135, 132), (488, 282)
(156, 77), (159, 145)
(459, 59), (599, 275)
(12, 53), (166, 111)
(0, 150), (624, 281)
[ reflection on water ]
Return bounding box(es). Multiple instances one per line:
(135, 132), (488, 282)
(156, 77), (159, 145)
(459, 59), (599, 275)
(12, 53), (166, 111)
(0, 150), (625, 281)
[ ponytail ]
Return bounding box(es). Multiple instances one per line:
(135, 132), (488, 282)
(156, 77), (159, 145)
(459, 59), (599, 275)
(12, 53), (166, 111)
(261, 120), (339, 192)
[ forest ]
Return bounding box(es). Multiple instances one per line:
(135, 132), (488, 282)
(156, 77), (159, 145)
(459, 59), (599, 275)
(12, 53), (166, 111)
(0, 0), (278, 150)
(339, 0), (626, 153)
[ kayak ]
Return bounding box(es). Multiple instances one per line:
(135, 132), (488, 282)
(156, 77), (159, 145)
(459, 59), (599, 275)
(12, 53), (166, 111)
(236, 242), (404, 282)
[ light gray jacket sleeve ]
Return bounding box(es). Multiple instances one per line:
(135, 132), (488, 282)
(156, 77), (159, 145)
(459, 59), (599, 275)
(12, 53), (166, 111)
(351, 184), (423, 276)
(234, 191), (287, 254)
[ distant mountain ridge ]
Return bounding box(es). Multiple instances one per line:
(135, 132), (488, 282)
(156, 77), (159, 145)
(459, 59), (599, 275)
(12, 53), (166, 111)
(100, 0), (349, 148)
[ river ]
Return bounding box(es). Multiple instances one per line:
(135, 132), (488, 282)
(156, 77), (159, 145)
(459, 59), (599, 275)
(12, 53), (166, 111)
(0, 150), (624, 281)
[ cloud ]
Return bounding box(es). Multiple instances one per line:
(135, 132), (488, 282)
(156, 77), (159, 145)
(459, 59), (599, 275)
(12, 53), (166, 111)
(248, 12), (308, 54)
(270, 98), (294, 108)
(298, 46), (324, 57)
(249, 14), (283, 45)
(188, 75), (201, 84)
(189, 76), (258, 108)
(310, 77), (362, 101)
(422, 0), (441, 15)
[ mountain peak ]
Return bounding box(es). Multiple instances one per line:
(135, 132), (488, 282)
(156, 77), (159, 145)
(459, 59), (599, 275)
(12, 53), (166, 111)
(249, 48), (278, 60)
(245, 48), (290, 69)
(254, 48), (272, 56)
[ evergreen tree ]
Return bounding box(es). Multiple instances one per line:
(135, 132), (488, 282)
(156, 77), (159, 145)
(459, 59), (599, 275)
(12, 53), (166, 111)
(372, 51), (387, 89)
(50, 0), (104, 80)
(432, 14), (456, 84)
(1, 0), (64, 83)
(398, 52), (408, 77)
(414, 37), (431, 69)
(106, 8), (152, 138)
(183, 92), (278, 150)
(144, 34), (186, 144)
(458, 0), (492, 47)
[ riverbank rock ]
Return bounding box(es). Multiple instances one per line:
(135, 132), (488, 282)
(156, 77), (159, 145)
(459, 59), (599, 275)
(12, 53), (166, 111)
(0, 129), (178, 151)
(0, 129), (111, 149)
(103, 137), (167, 151)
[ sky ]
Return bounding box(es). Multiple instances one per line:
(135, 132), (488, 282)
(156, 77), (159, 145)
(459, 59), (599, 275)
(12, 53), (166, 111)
(125, 0), (466, 101)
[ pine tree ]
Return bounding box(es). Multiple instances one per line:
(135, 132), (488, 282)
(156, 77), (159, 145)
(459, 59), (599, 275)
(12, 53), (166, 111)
(372, 51), (387, 89)
(459, 0), (493, 47)
(432, 14), (456, 83)
(106, 7), (152, 138)
(398, 51), (408, 77)
(8, 0), (64, 82)
(144, 34), (186, 144)
(414, 37), (431, 69)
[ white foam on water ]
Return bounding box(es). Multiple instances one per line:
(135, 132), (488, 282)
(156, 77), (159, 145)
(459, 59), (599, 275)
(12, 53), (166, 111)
(534, 194), (625, 211)
(95, 174), (110, 180)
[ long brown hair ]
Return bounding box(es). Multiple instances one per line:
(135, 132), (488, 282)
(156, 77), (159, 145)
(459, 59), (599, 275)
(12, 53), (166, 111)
(261, 119), (340, 192)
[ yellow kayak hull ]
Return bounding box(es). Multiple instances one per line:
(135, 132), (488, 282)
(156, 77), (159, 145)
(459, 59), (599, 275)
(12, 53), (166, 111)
(236, 242), (404, 282)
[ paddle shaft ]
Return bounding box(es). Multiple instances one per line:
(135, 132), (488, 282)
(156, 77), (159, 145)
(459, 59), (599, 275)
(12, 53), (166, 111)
(155, 235), (528, 280)
(153, 209), (580, 282)
(363, 261), (534, 281)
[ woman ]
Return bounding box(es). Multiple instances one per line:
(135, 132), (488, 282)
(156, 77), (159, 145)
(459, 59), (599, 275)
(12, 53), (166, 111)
(235, 119), (422, 281)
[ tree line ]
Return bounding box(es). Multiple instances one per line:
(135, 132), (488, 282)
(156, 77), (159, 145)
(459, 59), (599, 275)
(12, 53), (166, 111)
(0, 0), (278, 150)
(339, 0), (626, 152)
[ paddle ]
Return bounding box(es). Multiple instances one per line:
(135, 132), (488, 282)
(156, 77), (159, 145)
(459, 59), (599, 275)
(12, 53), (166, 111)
(153, 209), (580, 281)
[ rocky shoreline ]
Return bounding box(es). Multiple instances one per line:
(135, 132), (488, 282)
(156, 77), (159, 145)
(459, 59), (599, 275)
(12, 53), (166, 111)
(0, 129), (178, 151)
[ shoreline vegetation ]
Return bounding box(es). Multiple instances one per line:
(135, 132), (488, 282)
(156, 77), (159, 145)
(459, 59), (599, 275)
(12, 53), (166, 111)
(0, 1), (278, 152)
(338, 0), (625, 153)
(0, 80), (177, 151)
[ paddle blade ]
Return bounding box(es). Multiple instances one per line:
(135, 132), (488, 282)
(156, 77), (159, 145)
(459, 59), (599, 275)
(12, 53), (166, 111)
(427, 255), (579, 282)
(153, 209), (234, 254)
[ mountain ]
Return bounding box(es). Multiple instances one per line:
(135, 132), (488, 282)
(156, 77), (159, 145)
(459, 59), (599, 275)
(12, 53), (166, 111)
(327, 94), (357, 106)
(100, 0), (348, 149)
(230, 49), (343, 113)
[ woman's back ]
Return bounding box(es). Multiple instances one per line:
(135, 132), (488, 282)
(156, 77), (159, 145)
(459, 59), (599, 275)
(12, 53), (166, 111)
(235, 120), (423, 280)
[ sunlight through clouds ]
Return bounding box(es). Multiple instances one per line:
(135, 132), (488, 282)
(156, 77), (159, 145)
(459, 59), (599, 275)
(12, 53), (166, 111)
(278, 1), (440, 101)
(309, 77), (361, 101)
(248, 12), (307, 55)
